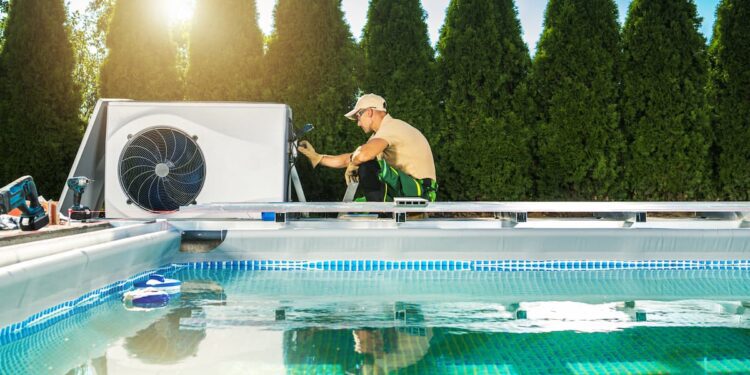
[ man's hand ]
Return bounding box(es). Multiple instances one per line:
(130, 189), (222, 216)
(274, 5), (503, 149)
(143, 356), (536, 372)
(345, 162), (359, 185)
(297, 141), (324, 168)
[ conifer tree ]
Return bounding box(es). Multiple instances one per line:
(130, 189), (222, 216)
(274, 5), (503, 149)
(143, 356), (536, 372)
(0, 0), (82, 195)
(436, 0), (532, 200)
(0, 0), (8, 52)
(99, 0), (181, 100)
(708, 0), (750, 199)
(361, 0), (436, 142)
(264, 0), (360, 201)
(186, 0), (264, 101)
(531, 0), (624, 200)
(621, 0), (711, 199)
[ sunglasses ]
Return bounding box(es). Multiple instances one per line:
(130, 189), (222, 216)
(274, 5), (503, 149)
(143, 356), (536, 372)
(355, 107), (374, 120)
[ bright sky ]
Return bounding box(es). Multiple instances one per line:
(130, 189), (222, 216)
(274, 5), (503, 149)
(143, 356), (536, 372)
(67, 0), (720, 54)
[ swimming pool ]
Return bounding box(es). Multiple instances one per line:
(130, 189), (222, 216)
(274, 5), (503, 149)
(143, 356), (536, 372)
(3, 203), (750, 373)
(2, 266), (750, 374)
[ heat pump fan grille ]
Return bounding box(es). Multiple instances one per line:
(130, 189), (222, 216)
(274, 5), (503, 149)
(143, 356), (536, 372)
(119, 127), (206, 212)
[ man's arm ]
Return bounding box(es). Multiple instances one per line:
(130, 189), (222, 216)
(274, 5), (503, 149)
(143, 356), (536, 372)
(318, 153), (353, 169)
(351, 138), (388, 166)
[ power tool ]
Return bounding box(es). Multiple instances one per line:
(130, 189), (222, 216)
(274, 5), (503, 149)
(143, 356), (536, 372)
(0, 176), (49, 231)
(67, 176), (93, 221)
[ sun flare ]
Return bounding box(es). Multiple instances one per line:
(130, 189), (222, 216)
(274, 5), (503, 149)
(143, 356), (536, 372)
(162, 0), (195, 24)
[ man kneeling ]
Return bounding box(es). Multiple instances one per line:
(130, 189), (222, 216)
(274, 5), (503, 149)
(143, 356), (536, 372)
(297, 93), (437, 202)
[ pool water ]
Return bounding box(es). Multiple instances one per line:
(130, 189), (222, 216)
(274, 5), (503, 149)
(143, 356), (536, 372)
(2, 268), (750, 374)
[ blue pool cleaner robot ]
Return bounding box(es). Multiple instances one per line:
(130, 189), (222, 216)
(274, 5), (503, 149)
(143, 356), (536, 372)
(0, 176), (49, 231)
(122, 274), (182, 309)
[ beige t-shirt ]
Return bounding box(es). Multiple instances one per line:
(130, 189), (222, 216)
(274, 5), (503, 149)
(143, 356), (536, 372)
(371, 115), (436, 180)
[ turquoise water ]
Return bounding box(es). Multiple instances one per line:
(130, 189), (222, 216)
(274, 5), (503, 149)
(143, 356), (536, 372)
(2, 269), (750, 374)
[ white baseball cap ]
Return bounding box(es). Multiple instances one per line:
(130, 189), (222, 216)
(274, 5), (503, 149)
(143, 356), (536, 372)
(345, 93), (387, 120)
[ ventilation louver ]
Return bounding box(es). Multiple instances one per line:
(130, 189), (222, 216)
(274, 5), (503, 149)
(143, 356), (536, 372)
(118, 127), (206, 212)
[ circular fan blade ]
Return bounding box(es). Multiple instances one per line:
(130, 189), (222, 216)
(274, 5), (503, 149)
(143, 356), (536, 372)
(119, 128), (205, 212)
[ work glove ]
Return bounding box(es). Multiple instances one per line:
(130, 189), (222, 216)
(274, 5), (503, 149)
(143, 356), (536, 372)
(297, 141), (324, 168)
(345, 162), (359, 186)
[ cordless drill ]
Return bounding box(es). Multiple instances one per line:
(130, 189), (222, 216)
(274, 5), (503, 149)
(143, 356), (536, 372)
(0, 176), (49, 231)
(67, 176), (93, 221)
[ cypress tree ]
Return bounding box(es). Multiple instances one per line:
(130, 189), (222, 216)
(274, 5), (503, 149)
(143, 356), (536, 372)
(361, 0), (437, 143)
(99, 0), (181, 100)
(264, 0), (360, 201)
(0, 0), (82, 195)
(0, 0), (12, 186)
(436, 0), (532, 200)
(186, 0), (264, 101)
(0, 0), (8, 52)
(708, 0), (750, 200)
(621, 0), (711, 200)
(531, 0), (624, 200)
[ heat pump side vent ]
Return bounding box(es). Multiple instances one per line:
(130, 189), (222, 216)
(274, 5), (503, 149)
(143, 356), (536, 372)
(118, 127), (206, 212)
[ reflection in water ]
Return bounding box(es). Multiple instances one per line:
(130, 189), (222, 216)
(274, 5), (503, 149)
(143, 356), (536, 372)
(353, 327), (434, 374)
(5, 269), (750, 374)
(124, 307), (206, 364)
(283, 326), (750, 374)
(124, 279), (226, 364)
(283, 303), (435, 374)
(352, 302), (433, 374)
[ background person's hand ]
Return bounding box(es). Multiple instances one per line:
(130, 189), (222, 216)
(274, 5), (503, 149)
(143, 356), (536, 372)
(297, 140), (323, 168)
(345, 162), (359, 185)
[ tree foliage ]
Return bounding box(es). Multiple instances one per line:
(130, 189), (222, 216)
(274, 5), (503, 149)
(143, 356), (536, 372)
(531, 0), (624, 200)
(0, 0), (82, 195)
(0, 0), (8, 52)
(264, 0), (360, 200)
(708, 0), (750, 199)
(186, 0), (264, 101)
(437, 0), (532, 200)
(99, 0), (181, 100)
(621, 0), (711, 199)
(360, 0), (437, 146)
(68, 1), (110, 121)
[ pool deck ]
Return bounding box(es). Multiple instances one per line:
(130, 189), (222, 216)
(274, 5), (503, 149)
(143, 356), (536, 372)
(0, 222), (110, 247)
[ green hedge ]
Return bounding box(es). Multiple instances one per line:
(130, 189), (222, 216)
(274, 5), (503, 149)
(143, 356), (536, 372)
(1, 0), (747, 202)
(263, 0), (361, 201)
(708, 0), (750, 200)
(621, 0), (712, 200)
(436, 0), (532, 200)
(0, 0), (82, 196)
(531, 0), (624, 200)
(99, 0), (182, 100)
(186, 0), (264, 101)
(361, 0), (438, 144)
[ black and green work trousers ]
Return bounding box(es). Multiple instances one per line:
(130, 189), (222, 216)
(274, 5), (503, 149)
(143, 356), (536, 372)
(358, 159), (437, 202)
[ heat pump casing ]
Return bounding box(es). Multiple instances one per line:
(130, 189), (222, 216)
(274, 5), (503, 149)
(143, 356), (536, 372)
(105, 102), (290, 219)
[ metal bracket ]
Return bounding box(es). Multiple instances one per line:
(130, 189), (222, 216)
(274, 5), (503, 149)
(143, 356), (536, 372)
(394, 197), (428, 207)
(290, 166), (306, 202)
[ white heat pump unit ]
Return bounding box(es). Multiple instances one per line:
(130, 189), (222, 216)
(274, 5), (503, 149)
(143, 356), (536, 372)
(102, 102), (291, 219)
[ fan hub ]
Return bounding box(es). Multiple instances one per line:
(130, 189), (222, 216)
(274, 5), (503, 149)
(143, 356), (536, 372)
(155, 162), (172, 178)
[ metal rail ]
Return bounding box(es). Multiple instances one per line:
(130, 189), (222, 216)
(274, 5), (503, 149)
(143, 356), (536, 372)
(170, 201), (750, 215)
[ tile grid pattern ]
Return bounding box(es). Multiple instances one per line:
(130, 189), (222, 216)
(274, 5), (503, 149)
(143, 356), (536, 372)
(2, 259), (750, 346)
(186, 259), (750, 272)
